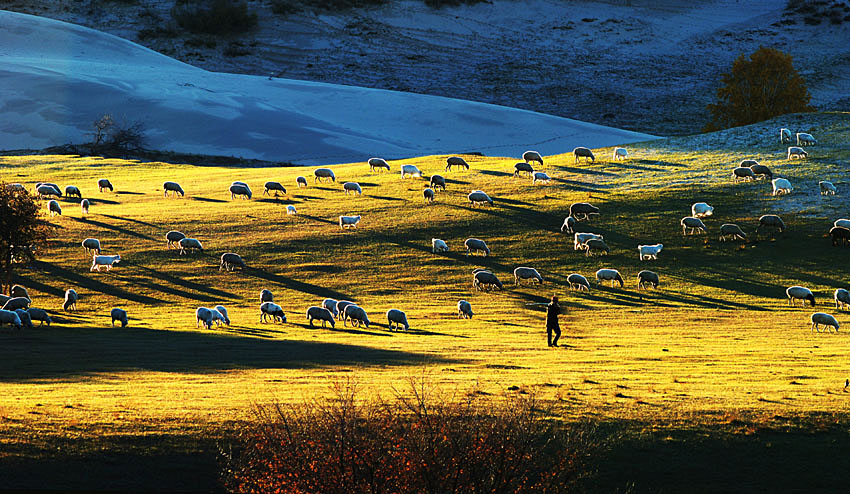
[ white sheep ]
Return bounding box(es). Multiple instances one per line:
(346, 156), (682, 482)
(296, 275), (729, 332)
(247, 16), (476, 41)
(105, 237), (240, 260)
(749, 163), (773, 181)
(834, 289), (850, 310)
(514, 162), (534, 177)
(401, 164), (423, 178)
(691, 202), (714, 218)
(81, 199), (90, 215)
(214, 305), (230, 326)
(63, 289), (78, 311)
(82, 238), (101, 255)
(2, 297), (30, 311)
(513, 267), (543, 286)
(322, 298), (339, 317)
(637, 270), (659, 290)
(196, 307), (214, 329)
(220, 252), (245, 271)
(732, 167), (756, 182)
(787, 146), (807, 159)
(473, 269), (503, 291)
(343, 182), (362, 196)
(432, 238), (449, 253)
(37, 184), (61, 198)
(719, 224), (747, 242)
(772, 178), (793, 196)
(457, 300), (474, 319)
(819, 181), (837, 196)
(467, 190), (493, 207)
(166, 231), (186, 249)
(339, 215), (361, 230)
(47, 200), (62, 217)
(681, 217), (707, 236)
(780, 128), (792, 144)
(0, 309), (22, 330)
(811, 312), (839, 332)
(423, 188), (435, 203)
(15, 309), (33, 328)
(567, 273), (590, 291)
(335, 301), (355, 320)
(522, 150), (543, 166)
(65, 185), (82, 198)
(561, 216), (577, 234)
(296, 176), (308, 188)
(163, 181), (184, 198)
(613, 148), (628, 160)
(569, 202), (599, 221)
(111, 307), (129, 327)
(574, 232), (602, 251)
(386, 309), (409, 331)
(91, 254), (121, 272)
(532, 171), (551, 184)
(573, 147), (595, 164)
(464, 238), (490, 256)
(210, 308), (226, 327)
(757, 215), (785, 234)
(263, 181), (287, 197)
(98, 178), (113, 192)
(260, 289), (274, 303)
(445, 156), (470, 171)
(343, 304), (370, 327)
(584, 238), (610, 257)
(429, 175), (446, 190)
(260, 302), (286, 324)
(10, 285), (28, 299)
(596, 268), (623, 287)
(229, 182), (252, 200)
(27, 307), (51, 326)
(314, 168), (336, 183)
(638, 243), (663, 261)
(796, 132), (816, 146)
(286, 205), (297, 215)
(178, 238), (203, 255)
(787, 286), (816, 307)
(307, 306), (335, 328)
(368, 158), (391, 172)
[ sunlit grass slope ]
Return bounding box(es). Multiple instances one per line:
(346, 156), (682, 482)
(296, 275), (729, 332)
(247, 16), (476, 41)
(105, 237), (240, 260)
(2, 112), (850, 441)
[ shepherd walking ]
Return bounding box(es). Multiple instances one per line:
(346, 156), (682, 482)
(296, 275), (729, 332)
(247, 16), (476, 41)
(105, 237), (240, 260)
(547, 295), (562, 347)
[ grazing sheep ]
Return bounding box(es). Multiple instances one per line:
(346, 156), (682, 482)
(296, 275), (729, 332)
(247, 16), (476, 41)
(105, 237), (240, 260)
(210, 308), (226, 327)
(780, 128), (792, 144)
(467, 190), (493, 207)
(307, 306), (335, 328)
(64, 289), (78, 311)
(445, 156), (470, 171)
(533, 171), (552, 184)
(166, 231), (186, 249)
(98, 178), (113, 192)
(464, 238), (490, 256)
(163, 181), (184, 197)
(47, 200), (61, 217)
(757, 215), (785, 234)
(322, 298), (339, 317)
(2, 297), (30, 311)
(732, 167), (756, 182)
(220, 252), (245, 271)
(796, 132), (817, 146)
(27, 308), (51, 326)
(111, 307), (129, 327)
(339, 215), (361, 230)
(10, 285), (29, 300)
(638, 244), (663, 261)
(457, 300), (474, 319)
(739, 159), (759, 168)
(64, 185), (82, 198)
(82, 238), (101, 255)
(368, 158), (390, 172)
(423, 188), (435, 203)
(786, 286), (815, 307)
(386, 309), (409, 331)
(811, 312), (839, 332)
(432, 238), (449, 253)
(286, 205), (297, 215)
(513, 267), (543, 286)
(719, 224), (747, 242)
(260, 289), (273, 303)
(0, 309), (22, 330)
(260, 302), (286, 324)
(296, 176), (308, 188)
(37, 182), (61, 193)
(772, 178), (793, 196)
(514, 162), (534, 177)
(819, 181), (837, 196)
(834, 219), (850, 229)
(749, 163), (773, 180)
(829, 226), (850, 247)
(15, 309), (33, 328)
(429, 175), (446, 190)
(596, 268), (624, 287)
(787, 146), (807, 159)
(691, 203), (714, 218)
(835, 289), (850, 310)
(574, 232), (603, 251)
(584, 238), (610, 257)
(91, 254), (121, 271)
(229, 182), (252, 200)
(401, 164), (423, 178)
(196, 307), (214, 329)
(567, 273), (590, 291)
(613, 147), (628, 160)
(519, 150), (542, 166)
(335, 300), (355, 320)
(81, 199), (90, 215)
(178, 238), (203, 255)
(343, 182), (362, 196)
(561, 216), (577, 234)
(681, 217), (707, 236)
(343, 304), (370, 328)
(314, 168), (336, 183)
(569, 202), (600, 221)
(473, 269), (503, 291)
(36, 184), (61, 199)
(263, 181), (287, 197)
(573, 147), (595, 164)
(637, 270), (659, 290)
(214, 305), (230, 326)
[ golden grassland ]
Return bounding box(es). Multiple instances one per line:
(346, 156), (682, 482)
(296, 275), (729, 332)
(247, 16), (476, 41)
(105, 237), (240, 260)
(2, 113), (850, 489)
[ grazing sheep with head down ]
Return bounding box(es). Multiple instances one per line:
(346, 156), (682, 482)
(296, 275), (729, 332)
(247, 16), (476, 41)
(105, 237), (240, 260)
(386, 309), (409, 331)
(220, 253), (245, 271)
(835, 289), (850, 310)
(260, 302), (286, 324)
(339, 215), (361, 230)
(296, 176), (308, 188)
(335, 301), (355, 320)
(27, 307), (51, 326)
(229, 182), (252, 200)
(65, 185), (82, 198)
(343, 182), (362, 196)
(574, 232), (602, 251)
(2, 297), (30, 311)
(314, 168), (336, 183)
(638, 244), (663, 261)
(681, 217), (707, 236)
(691, 202), (714, 218)
(787, 147), (807, 159)
(457, 300), (474, 319)
(210, 308), (226, 327)
(637, 270), (659, 290)
(522, 150), (543, 166)
(82, 238), (101, 255)
(596, 269), (623, 287)
(780, 128), (792, 143)
(829, 226), (850, 247)
(163, 181), (184, 197)
(263, 181), (287, 196)
(772, 178), (793, 196)
(573, 147), (595, 163)
(423, 188), (435, 203)
(513, 267), (543, 286)
(533, 172), (551, 184)
(401, 164), (423, 178)
(166, 231), (186, 249)
(64, 289), (78, 311)
(196, 307), (213, 329)
(514, 162), (534, 177)
(432, 238), (449, 253)
(797, 133), (816, 146)
(98, 179), (113, 192)
(111, 307), (128, 327)
(613, 148), (628, 160)
(0, 309), (22, 330)
(178, 238), (202, 255)
(473, 269), (503, 291)
(37, 184), (61, 199)
(719, 224), (747, 242)
(15, 309), (33, 328)
(786, 286), (815, 307)
(91, 254), (121, 272)
(322, 299), (339, 317)
(568, 273), (590, 291)
(584, 238), (610, 257)
(819, 181), (837, 196)
(569, 202), (599, 221)
(368, 158), (390, 172)
(561, 216), (577, 234)
(467, 190), (493, 207)
(749, 163), (773, 180)
(307, 306), (335, 328)
(343, 304), (370, 328)
(445, 156), (470, 171)
(47, 200), (62, 217)
(732, 167), (755, 182)
(81, 199), (90, 215)
(757, 215), (785, 235)
(811, 312), (839, 332)
(286, 205), (297, 215)
(464, 238), (490, 256)
(214, 305), (230, 326)
(429, 175), (446, 190)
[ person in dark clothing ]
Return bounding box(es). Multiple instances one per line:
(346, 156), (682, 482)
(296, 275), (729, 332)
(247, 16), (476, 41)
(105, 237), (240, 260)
(547, 295), (562, 347)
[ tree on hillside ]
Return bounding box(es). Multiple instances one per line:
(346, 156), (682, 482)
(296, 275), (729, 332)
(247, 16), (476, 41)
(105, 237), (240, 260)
(0, 184), (52, 294)
(704, 47), (815, 132)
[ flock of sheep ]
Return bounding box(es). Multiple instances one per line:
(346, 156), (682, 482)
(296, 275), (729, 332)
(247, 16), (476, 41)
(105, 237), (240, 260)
(0, 136), (845, 334)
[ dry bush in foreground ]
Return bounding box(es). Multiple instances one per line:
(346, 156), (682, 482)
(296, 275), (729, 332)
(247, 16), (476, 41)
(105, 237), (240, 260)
(224, 382), (601, 494)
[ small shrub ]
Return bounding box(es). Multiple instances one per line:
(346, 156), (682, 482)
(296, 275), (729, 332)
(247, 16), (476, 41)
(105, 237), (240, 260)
(171, 0), (257, 35)
(88, 114), (146, 157)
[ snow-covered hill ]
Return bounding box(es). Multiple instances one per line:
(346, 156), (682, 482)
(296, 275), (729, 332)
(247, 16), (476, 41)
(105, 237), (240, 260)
(0, 10), (655, 164)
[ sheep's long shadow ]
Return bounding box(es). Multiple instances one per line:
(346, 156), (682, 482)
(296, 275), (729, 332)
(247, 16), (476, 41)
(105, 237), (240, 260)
(301, 214), (337, 225)
(114, 191), (145, 195)
(28, 261), (161, 305)
(71, 217), (155, 241)
(368, 194), (405, 202)
(247, 267), (351, 301)
(478, 170), (513, 178)
(551, 178), (609, 194)
(190, 196), (228, 204)
(100, 214), (160, 229)
(553, 166), (617, 176)
(131, 265), (238, 301)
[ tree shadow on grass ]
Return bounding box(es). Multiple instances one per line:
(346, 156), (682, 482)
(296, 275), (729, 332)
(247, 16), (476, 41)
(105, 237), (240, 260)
(100, 213), (160, 229)
(247, 267), (351, 301)
(70, 217), (154, 241)
(27, 261), (161, 305)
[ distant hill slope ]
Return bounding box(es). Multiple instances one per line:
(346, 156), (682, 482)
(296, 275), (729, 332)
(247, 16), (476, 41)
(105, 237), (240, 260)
(0, 10), (656, 164)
